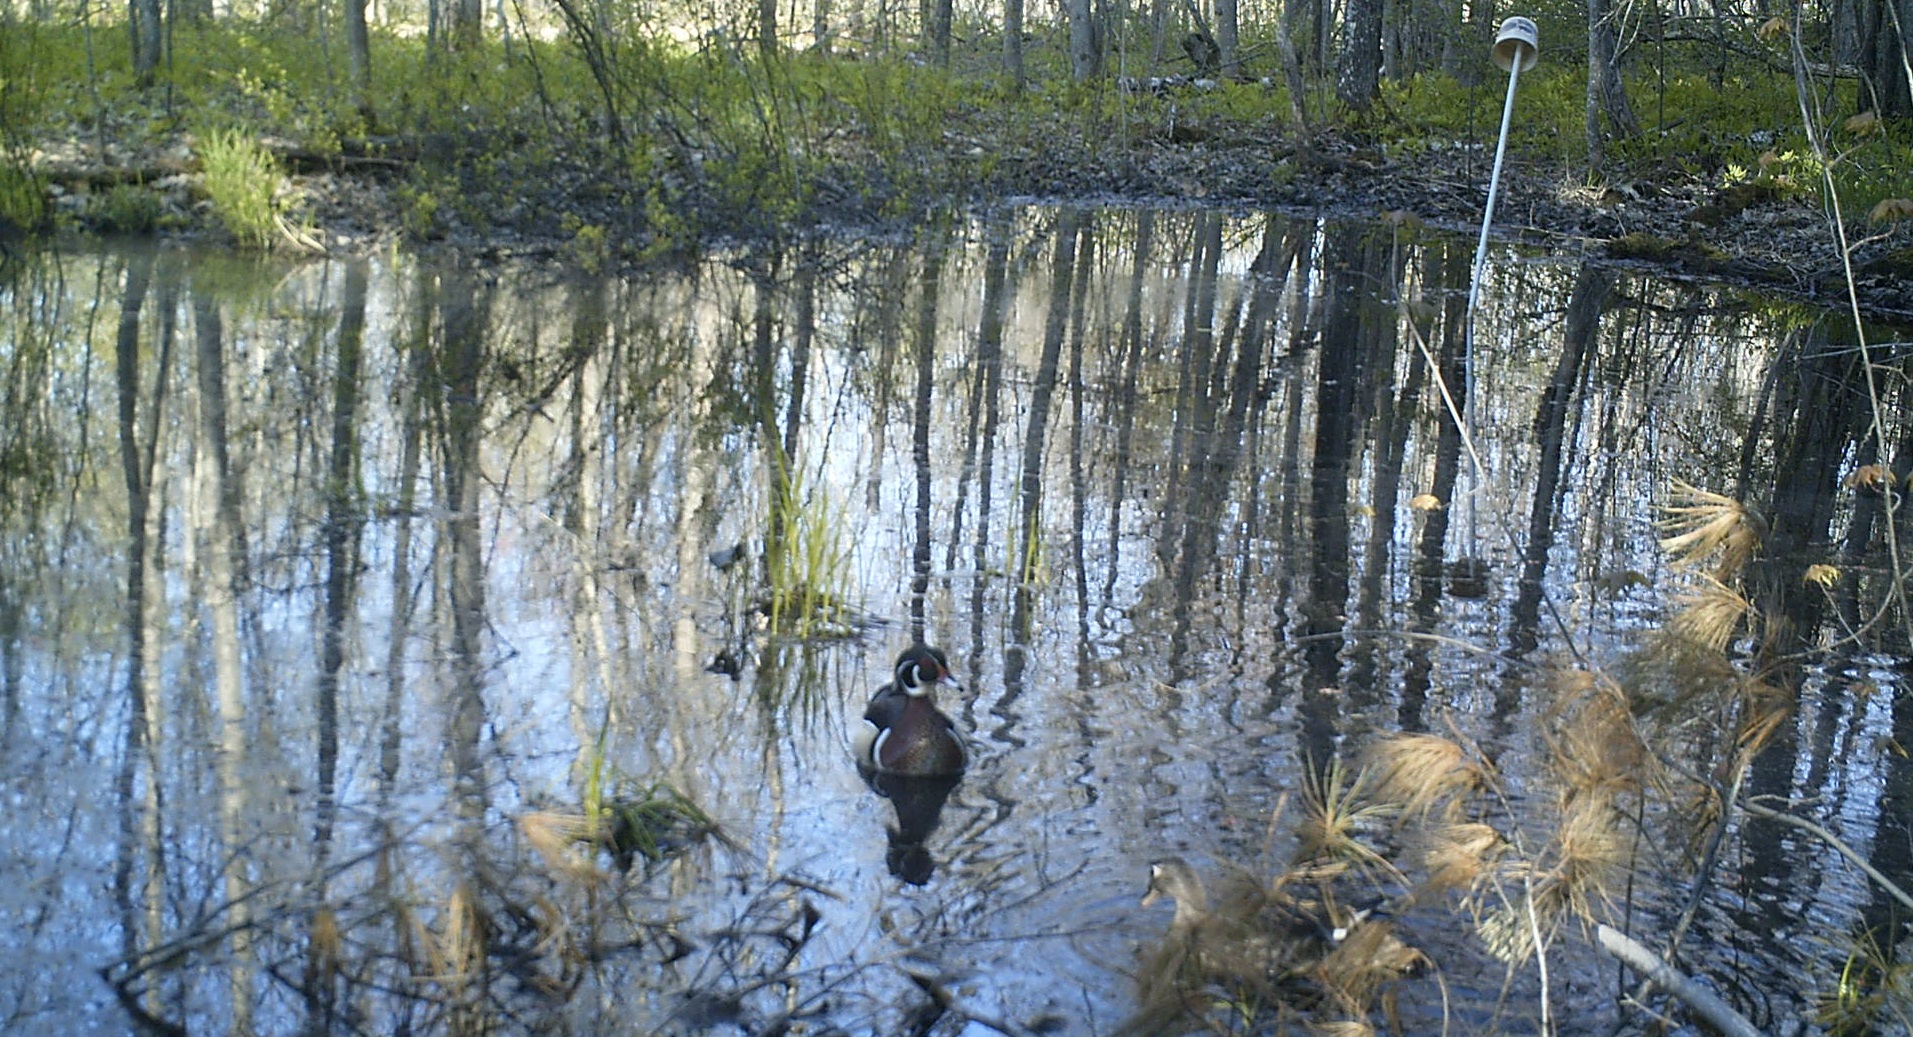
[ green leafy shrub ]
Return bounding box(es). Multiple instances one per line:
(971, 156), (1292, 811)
(0, 163), (47, 229)
(1722, 148), (1822, 198)
(95, 184), (163, 233)
(398, 180), (442, 240)
(198, 127), (282, 248)
(560, 215), (608, 273)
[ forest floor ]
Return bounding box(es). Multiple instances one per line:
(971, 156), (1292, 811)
(35, 110), (1913, 324)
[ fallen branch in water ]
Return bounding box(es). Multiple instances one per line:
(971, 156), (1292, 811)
(1741, 795), (1913, 914)
(1594, 924), (1766, 1037)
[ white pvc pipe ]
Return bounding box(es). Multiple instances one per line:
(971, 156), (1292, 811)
(1458, 25), (1532, 558)
(1468, 55), (1523, 325)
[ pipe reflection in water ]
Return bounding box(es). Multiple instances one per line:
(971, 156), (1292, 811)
(13, 209), (1913, 1034)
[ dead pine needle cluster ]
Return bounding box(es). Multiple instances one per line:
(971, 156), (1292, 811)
(1656, 479), (1766, 583)
(1121, 735), (1502, 1036)
(1114, 652), (1772, 1037)
(1647, 479), (1798, 760)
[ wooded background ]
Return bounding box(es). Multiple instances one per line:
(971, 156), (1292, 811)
(56, 0), (1913, 139)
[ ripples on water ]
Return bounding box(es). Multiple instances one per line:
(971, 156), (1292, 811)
(3, 209), (1911, 1034)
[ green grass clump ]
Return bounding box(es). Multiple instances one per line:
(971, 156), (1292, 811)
(0, 163), (47, 230)
(765, 460), (855, 639)
(198, 126), (283, 248)
(95, 184), (163, 233)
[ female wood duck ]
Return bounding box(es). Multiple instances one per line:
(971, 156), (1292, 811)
(853, 644), (966, 776)
(1137, 857), (1330, 990)
(1121, 859), (1416, 1035)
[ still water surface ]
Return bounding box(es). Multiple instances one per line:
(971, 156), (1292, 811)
(4, 208), (1912, 1035)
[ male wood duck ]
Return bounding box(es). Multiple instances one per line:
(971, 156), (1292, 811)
(853, 644), (966, 776)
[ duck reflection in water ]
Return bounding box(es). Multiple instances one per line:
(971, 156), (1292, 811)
(854, 645), (967, 884)
(863, 770), (962, 884)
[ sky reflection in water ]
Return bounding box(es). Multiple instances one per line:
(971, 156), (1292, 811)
(2, 209), (1911, 1035)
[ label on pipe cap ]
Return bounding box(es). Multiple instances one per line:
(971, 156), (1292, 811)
(1493, 16), (1539, 71)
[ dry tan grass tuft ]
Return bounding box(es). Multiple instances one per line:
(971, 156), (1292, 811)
(1867, 198), (1913, 225)
(1735, 673), (1796, 758)
(1363, 733), (1489, 821)
(309, 905), (343, 989)
(1314, 919), (1425, 1011)
(1476, 900), (1548, 965)
(1803, 562), (1841, 587)
(1415, 822), (1508, 895)
(1846, 463), (1896, 490)
(1869, 197), (1913, 223)
(519, 809), (601, 881)
(1547, 670), (1650, 801)
(1552, 673), (1645, 838)
(1668, 574), (1754, 653)
(431, 880), (490, 990)
(1453, 665), (1651, 967)
(1541, 795), (1632, 922)
(1295, 758), (1395, 872)
(1845, 110), (1884, 136)
(1657, 480), (1764, 580)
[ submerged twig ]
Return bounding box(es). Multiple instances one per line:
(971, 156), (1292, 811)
(904, 968), (1047, 1037)
(1741, 796), (1913, 914)
(1595, 924), (1767, 1037)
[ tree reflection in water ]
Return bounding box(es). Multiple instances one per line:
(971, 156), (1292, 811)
(3, 212), (1912, 1034)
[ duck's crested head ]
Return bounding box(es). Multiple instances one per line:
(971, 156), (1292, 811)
(894, 644), (958, 696)
(1140, 857), (1208, 912)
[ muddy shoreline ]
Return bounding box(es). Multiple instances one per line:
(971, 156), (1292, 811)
(961, 128), (1913, 323)
(36, 123), (1913, 323)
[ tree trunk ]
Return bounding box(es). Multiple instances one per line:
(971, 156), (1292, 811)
(1586, 0), (1640, 170)
(438, 273), (491, 824)
(451, 0), (481, 51)
(1067, 0), (1100, 80)
(1444, 0), (1492, 85)
(759, 0), (778, 56)
(549, 0), (627, 146)
(559, 283), (614, 755)
(315, 259), (366, 860)
(1217, 0), (1241, 77)
(1337, 0), (1383, 108)
(112, 248), (166, 1019)
(1147, 0), (1169, 73)
(129, 0), (162, 86)
(1003, 0), (1026, 92)
(1019, 214), (1079, 602)
(1858, 0), (1913, 119)
(910, 233), (949, 628)
(192, 288), (256, 1037)
(346, 0), (372, 121)
(812, 0), (832, 52)
(1315, 0), (1332, 69)
(926, 0), (953, 64)
(379, 272), (431, 799)
(1274, 3), (1310, 128)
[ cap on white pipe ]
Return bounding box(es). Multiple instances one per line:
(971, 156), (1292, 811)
(1493, 17), (1539, 72)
